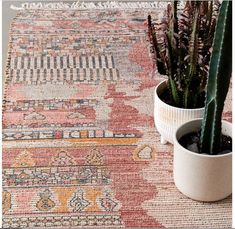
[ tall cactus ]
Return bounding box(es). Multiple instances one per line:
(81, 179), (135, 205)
(200, 1), (232, 155)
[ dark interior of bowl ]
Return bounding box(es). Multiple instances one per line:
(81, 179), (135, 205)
(179, 130), (232, 155)
(157, 87), (205, 109)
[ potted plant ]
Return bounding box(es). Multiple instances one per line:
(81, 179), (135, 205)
(148, 1), (220, 144)
(173, 0), (232, 202)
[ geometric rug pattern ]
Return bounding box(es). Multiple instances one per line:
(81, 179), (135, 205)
(2, 8), (232, 228)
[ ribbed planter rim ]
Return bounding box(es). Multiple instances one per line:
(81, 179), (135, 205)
(156, 80), (205, 111)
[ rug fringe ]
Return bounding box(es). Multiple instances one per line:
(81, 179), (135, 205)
(10, 1), (169, 10)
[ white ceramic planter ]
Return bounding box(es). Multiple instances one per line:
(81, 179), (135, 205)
(154, 80), (204, 144)
(173, 119), (232, 202)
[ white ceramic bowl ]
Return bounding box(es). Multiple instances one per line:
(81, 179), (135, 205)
(154, 80), (204, 144)
(173, 119), (232, 202)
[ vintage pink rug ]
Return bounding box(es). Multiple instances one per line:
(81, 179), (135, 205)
(2, 4), (232, 228)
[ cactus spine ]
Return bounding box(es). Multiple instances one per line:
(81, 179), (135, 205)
(200, 1), (232, 155)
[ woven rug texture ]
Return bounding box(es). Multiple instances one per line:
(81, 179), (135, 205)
(2, 7), (232, 228)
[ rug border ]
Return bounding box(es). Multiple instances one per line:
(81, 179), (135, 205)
(2, 12), (22, 112)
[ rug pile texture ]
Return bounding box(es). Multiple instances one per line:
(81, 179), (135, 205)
(2, 7), (232, 228)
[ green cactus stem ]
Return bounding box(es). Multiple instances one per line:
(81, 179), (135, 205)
(200, 0), (232, 155)
(184, 8), (199, 108)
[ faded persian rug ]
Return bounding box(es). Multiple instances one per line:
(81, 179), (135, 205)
(2, 3), (232, 228)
